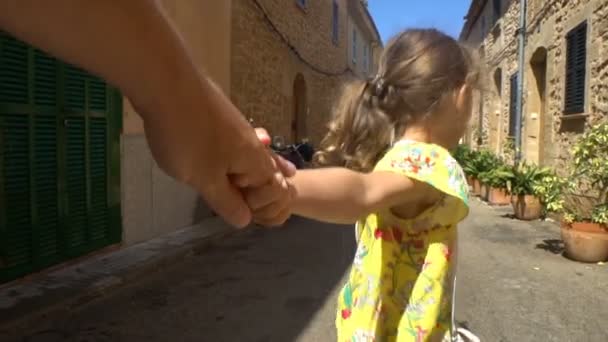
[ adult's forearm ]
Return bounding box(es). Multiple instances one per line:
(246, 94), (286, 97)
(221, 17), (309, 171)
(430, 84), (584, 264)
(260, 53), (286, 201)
(0, 0), (204, 119)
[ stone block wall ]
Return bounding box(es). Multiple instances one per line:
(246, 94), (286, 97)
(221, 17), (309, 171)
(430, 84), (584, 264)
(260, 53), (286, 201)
(230, 0), (352, 144)
(465, 0), (608, 170)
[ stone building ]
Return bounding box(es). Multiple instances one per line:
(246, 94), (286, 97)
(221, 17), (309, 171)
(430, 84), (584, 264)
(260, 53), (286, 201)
(0, 1), (380, 283)
(460, 0), (608, 167)
(231, 0), (381, 144)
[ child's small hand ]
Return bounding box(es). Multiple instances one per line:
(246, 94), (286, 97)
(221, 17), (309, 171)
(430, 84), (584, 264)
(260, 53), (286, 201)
(244, 169), (296, 227)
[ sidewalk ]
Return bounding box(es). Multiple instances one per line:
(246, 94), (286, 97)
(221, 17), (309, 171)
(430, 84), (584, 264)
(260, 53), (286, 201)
(0, 217), (233, 333)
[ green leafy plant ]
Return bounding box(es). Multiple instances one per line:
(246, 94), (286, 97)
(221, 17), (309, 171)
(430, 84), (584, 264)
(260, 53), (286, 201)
(505, 162), (552, 196)
(478, 163), (511, 189)
(452, 144), (473, 167)
(532, 172), (570, 213)
(563, 121), (608, 225)
(463, 149), (500, 180)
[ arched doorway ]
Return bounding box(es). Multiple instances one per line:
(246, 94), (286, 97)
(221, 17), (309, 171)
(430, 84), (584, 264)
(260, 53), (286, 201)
(529, 47), (548, 165)
(292, 74), (307, 142)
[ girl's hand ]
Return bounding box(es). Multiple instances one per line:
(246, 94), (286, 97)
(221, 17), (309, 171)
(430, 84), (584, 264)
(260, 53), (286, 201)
(243, 168), (297, 227)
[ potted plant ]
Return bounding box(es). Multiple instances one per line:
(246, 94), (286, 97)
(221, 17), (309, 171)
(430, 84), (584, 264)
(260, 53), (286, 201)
(480, 164), (512, 205)
(461, 149), (481, 195)
(476, 151), (504, 201)
(506, 162), (551, 220)
(464, 149), (498, 197)
(560, 122), (608, 263)
(452, 144), (475, 186)
(532, 171), (569, 217)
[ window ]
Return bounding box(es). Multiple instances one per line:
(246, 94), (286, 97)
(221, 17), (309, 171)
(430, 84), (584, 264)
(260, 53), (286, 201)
(509, 73), (518, 137)
(564, 21), (587, 114)
(492, 0), (501, 23)
(352, 29), (357, 64)
(494, 68), (502, 97)
(332, 1), (339, 44)
(363, 43), (369, 72)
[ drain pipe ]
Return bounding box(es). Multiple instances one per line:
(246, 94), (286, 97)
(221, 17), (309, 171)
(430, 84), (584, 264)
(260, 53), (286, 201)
(514, 0), (527, 163)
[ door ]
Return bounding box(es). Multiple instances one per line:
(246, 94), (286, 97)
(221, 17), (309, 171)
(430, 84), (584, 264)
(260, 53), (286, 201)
(292, 74), (307, 142)
(0, 32), (122, 283)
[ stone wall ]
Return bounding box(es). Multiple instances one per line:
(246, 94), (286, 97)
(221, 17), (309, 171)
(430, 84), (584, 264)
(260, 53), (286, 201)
(230, 0), (353, 144)
(464, 0), (608, 170)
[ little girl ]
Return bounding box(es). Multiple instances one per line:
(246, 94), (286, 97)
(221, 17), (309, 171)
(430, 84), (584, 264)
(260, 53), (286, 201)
(247, 28), (478, 342)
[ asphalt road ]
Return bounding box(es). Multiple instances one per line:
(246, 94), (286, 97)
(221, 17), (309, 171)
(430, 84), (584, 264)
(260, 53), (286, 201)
(9, 201), (608, 342)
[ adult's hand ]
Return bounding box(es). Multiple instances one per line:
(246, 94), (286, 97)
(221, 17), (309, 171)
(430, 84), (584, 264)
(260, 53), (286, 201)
(232, 128), (297, 227)
(142, 79), (289, 228)
(0, 0), (292, 228)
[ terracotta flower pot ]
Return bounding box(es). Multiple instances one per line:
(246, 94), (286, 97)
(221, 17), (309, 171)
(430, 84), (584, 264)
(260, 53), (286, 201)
(561, 221), (608, 263)
(488, 187), (511, 205)
(511, 194), (542, 220)
(466, 176), (474, 187)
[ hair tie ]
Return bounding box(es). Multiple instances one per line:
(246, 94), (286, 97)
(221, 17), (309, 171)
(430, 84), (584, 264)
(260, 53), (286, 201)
(368, 74), (387, 98)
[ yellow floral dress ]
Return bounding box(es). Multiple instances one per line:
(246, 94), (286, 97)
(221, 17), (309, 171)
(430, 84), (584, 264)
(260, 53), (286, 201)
(336, 141), (469, 342)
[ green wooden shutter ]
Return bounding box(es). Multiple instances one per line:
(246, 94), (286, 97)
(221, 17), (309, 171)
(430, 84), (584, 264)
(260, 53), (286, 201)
(1, 115), (32, 271)
(0, 35), (28, 105)
(88, 76), (110, 246)
(65, 115), (87, 253)
(509, 73), (517, 137)
(565, 21), (587, 115)
(0, 32), (122, 283)
(0, 33), (33, 275)
(32, 49), (61, 268)
(89, 116), (108, 244)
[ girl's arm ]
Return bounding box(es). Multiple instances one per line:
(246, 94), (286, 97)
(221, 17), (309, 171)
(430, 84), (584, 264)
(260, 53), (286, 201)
(289, 168), (438, 224)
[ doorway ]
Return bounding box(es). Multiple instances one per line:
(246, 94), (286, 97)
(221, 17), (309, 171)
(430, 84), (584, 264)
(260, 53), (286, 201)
(292, 74), (307, 143)
(530, 47), (548, 165)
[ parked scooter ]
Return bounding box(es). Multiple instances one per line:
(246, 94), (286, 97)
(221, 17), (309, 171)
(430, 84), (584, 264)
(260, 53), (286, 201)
(245, 118), (313, 169)
(270, 136), (311, 169)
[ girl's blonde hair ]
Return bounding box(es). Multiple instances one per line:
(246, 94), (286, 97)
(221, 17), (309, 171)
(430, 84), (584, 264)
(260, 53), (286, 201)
(315, 28), (479, 172)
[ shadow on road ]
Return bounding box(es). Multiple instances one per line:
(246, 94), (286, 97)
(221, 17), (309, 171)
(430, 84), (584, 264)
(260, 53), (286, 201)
(535, 239), (565, 255)
(13, 217), (355, 342)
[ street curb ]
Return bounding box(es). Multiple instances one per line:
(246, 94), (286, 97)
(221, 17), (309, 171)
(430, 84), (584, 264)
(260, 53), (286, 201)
(0, 218), (237, 335)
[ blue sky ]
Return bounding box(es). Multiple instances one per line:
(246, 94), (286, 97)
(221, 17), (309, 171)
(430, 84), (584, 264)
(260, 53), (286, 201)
(368, 0), (472, 43)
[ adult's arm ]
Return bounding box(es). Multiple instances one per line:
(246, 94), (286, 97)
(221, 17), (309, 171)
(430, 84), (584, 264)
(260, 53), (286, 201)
(0, 0), (290, 228)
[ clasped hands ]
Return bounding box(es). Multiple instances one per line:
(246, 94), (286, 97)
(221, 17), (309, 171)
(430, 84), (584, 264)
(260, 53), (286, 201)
(232, 128), (297, 227)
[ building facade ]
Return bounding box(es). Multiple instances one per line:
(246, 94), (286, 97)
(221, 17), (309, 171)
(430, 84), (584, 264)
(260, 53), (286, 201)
(0, 0), (381, 283)
(230, 0), (381, 144)
(460, 0), (608, 167)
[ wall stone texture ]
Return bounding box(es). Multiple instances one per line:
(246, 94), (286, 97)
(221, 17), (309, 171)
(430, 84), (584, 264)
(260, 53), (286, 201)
(231, 0), (354, 145)
(464, 0), (608, 171)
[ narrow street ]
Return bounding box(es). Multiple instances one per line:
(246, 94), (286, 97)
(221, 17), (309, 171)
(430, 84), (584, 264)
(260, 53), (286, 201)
(8, 201), (608, 342)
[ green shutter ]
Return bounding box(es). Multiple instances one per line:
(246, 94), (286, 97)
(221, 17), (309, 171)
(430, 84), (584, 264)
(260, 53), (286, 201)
(65, 116), (87, 253)
(89, 117), (108, 243)
(89, 78), (107, 113)
(33, 50), (57, 107)
(65, 65), (86, 112)
(2, 114), (32, 269)
(0, 35), (28, 105)
(509, 73), (517, 137)
(33, 115), (60, 263)
(565, 21), (587, 115)
(0, 33), (122, 283)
